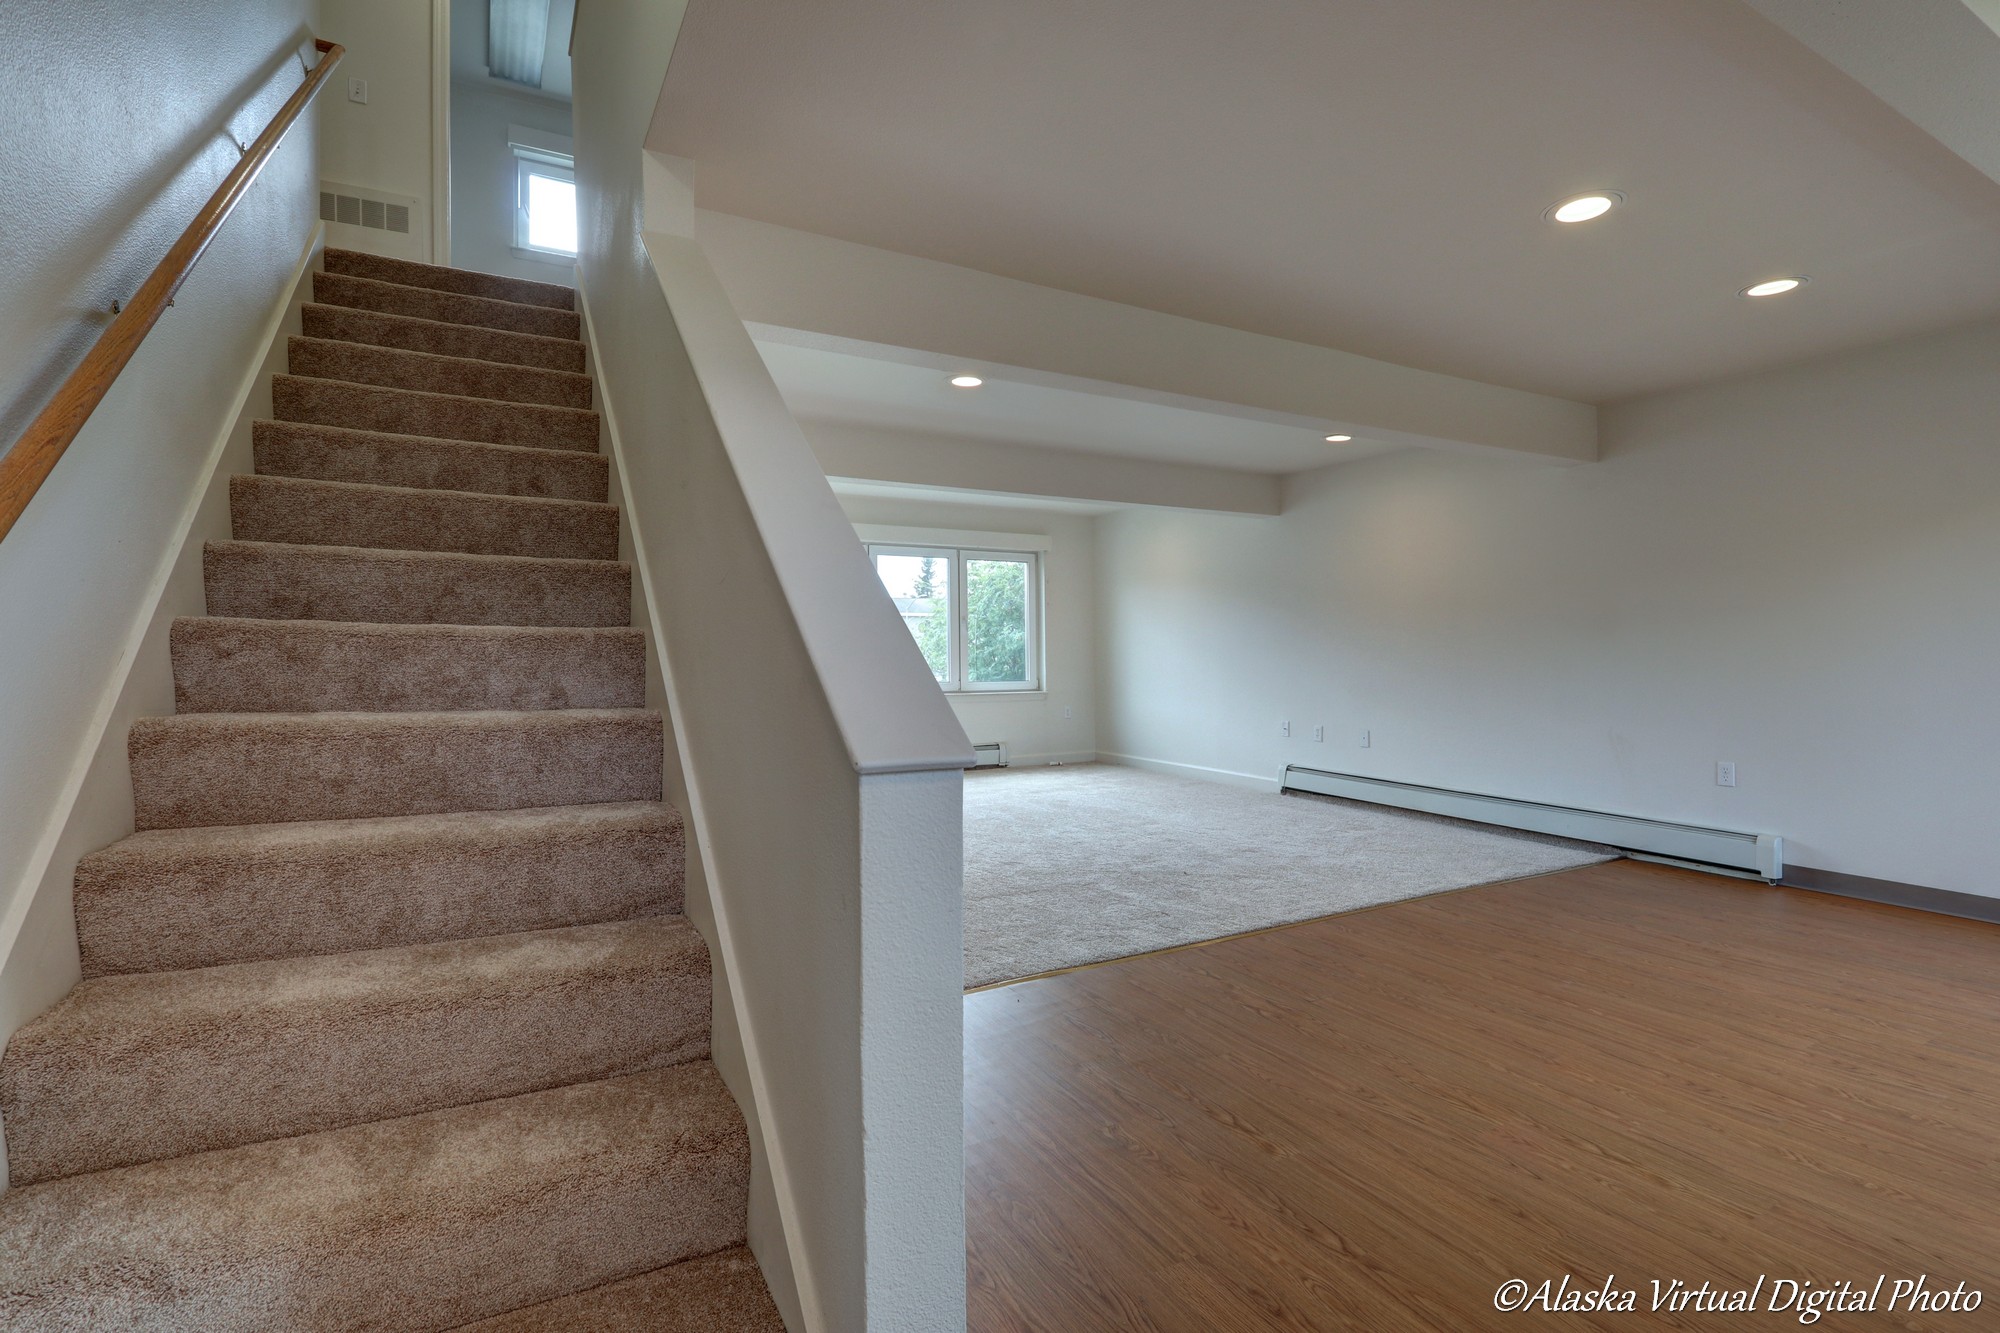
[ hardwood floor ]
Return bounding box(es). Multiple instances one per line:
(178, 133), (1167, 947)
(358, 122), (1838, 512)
(965, 859), (2000, 1331)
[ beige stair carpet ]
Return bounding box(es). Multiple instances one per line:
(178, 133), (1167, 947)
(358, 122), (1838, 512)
(0, 249), (783, 1329)
(127, 707), (665, 828)
(271, 374), (601, 452)
(2, 917), (713, 1183)
(252, 419), (612, 501)
(228, 473), (620, 560)
(311, 270), (582, 338)
(170, 619), (647, 713)
(0, 1068), (749, 1332)
(450, 1247), (787, 1332)
(300, 302), (588, 371)
(287, 335), (595, 408)
(75, 802), (683, 977)
(203, 539), (634, 627)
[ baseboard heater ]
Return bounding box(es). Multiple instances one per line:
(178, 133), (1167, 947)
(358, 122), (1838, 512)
(970, 742), (1009, 769)
(1281, 765), (1783, 880)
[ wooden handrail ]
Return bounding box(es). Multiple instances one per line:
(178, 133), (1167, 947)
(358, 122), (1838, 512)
(0, 37), (345, 545)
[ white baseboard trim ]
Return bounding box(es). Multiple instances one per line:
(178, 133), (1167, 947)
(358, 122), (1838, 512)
(1097, 752), (1282, 792)
(1283, 764), (1782, 879)
(982, 749), (1099, 768)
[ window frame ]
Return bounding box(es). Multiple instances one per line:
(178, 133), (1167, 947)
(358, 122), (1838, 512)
(512, 148), (577, 259)
(866, 542), (1043, 693)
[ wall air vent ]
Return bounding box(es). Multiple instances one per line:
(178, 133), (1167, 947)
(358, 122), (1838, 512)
(970, 743), (1009, 770)
(1281, 765), (1783, 880)
(319, 180), (424, 260)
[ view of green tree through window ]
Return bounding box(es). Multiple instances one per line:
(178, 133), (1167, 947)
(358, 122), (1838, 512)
(966, 558), (1029, 683)
(909, 556), (949, 680)
(868, 543), (1040, 691)
(874, 552), (951, 681)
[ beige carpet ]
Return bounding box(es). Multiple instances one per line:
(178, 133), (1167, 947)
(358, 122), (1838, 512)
(964, 763), (1617, 988)
(0, 248), (784, 1331)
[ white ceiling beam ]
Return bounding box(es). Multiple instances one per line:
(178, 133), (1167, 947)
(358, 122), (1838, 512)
(695, 211), (1597, 464)
(802, 421), (1283, 515)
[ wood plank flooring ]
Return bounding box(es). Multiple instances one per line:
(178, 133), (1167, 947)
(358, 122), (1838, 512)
(965, 859), (2000, 1330)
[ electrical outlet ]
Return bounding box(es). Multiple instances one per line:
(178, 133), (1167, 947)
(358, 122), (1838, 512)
(1062, 706), (1074, 720)
(1716, 761), (1737, 788)
(1312, 725), (1325, 742)
(347, 77), (369, 104)
(1280, 721), (1291, 739)
(1359, 730), (1371, 748)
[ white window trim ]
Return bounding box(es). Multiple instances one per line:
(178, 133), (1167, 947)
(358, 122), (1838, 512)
(866, 542), (1043, 693)
(510, 129), (577, 260)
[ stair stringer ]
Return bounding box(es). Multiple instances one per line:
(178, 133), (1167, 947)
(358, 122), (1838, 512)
(580, 295), (814, 1333)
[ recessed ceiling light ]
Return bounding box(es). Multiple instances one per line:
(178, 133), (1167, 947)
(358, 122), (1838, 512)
(1325, 434), (1353, 443)
(1545, 191), (1623, 224)
(949, 374), (984, 388)
(1740, 277), (1806, 298)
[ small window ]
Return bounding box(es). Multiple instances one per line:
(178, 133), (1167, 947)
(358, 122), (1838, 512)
(512, 146), (577, 258)
(868, 544), (1041, 692)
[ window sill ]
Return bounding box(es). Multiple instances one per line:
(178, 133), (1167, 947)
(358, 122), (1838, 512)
(941, 690), (1047, 701)
(510, 246), (577, 267)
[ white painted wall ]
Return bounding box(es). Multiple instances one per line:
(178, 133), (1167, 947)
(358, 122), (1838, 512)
(449, 82), (575, 283)
(1095, 314), (2000, 897)
(836, 494), (1099, 765)
(319, 0), (445, 260)
(572, 8), (970, 1329)
(0, 0), (324, 1188)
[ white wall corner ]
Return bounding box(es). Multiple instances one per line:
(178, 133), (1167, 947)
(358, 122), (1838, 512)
(430, 0), (452, 264)
(644, 151), (697, 237)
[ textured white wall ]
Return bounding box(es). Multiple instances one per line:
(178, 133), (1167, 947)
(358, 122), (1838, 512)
(448, 82), (575, 283)
(836, 493), (1100, 765)
(0, 0), (322, 1185)
(1095, 315), (2000, 896)
(0, 0), (318, 447)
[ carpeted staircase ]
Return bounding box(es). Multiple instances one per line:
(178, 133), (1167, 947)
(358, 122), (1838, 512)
(0, 250), (788, 1332)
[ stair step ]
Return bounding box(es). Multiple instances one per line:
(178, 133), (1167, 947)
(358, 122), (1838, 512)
(451, 1246), (786, 1332)
(288, 336), (593, 410)
(0, 1064), (749, 1332)
(302, 302), (586, 373)
(129, 708), (662, 829)
(203, 540), (631, 627)
(0, 917), (709, 1184)
(254, 419), (609, 502)
(172, 618), (646, 713)
(230, 474), (619, 561)
(75, 801), (683, 978)
(274, 374), (600, 452)
(326, 246), (576, 311)
(314, 270), (581, 340)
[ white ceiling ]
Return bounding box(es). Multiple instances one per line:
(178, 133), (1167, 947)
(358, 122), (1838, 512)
(451, 0), (576, 102)
(657, 0), (2000, 403)
(756, 340), (1392, 474)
